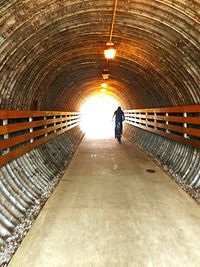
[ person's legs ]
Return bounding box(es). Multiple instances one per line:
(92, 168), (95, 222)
(120, 121), (123, 134)
(115, 122), (117, 138)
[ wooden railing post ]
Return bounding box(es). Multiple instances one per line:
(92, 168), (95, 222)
(166, 112), (170, 133)
(183, 112), (188, 138)
(3, 119), (9, 154)
(145, 112), (148, 127)
(29, 117), (34, 143)
(53, 116), (56, 133)
(154, 112), (157, 130)
(60, 115), (64, 130)
(139, 112), (141, 126)
(44, 116), (48, 137)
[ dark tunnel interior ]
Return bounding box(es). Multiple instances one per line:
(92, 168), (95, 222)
(0, 0), (199, 264)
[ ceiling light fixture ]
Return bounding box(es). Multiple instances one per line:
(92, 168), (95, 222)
(101, 83), (107, 88)
(102, 68), (109, 80)
(104, 0), (118, 59)
(104, 41), (116, 59)
(100, 88), (106, 93)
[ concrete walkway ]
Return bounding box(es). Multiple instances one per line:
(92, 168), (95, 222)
(9, 138), (200, 267)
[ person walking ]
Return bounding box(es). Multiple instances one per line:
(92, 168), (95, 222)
(113, 106), (125, 140)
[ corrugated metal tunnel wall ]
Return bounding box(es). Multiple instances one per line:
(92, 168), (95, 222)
(0, 0), (199, 264)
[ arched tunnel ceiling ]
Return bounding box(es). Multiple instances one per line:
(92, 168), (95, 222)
(0, 0), (200, 111)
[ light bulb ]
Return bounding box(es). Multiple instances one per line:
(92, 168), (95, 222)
(101, 83), (107, 88)
(104, 41), (116, 59)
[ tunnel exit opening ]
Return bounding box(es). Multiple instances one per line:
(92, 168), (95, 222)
(80, 94), (120, 139)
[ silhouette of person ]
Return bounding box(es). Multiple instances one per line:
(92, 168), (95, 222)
(113, 107), (125, 138)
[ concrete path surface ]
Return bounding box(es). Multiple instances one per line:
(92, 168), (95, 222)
(9, 138), (200, 267)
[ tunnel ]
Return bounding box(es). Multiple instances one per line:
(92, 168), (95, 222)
(0, 0), (200, 266)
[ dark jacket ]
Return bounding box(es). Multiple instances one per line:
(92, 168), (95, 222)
(114, 108), (125, 122)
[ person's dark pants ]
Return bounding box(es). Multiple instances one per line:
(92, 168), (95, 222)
(115, 121), (123, 138)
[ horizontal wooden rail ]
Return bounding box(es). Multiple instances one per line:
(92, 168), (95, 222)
(0, 110), (80, 119)
(125, 105), (200, 113)
(124, 105), (200, 149)
(0, 110), (81, 167)
(0, 116), (80, 135)
(126, 114), (200, 125)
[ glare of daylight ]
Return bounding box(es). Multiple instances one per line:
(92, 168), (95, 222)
(80, 94), (120, 139)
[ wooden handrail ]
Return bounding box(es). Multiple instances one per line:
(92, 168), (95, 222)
(0, 123), (79, 167)
(124, 105), (200, 149)
(125, 114), (200, 124)
(0, 110), (80, 119)
(125, 105), (200, 113)
(125, 117), (200, 136)
(0, 116), (80, 135)
(0, 110), (81, 166)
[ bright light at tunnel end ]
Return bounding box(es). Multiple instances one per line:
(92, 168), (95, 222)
(80, 94), (120, 139)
